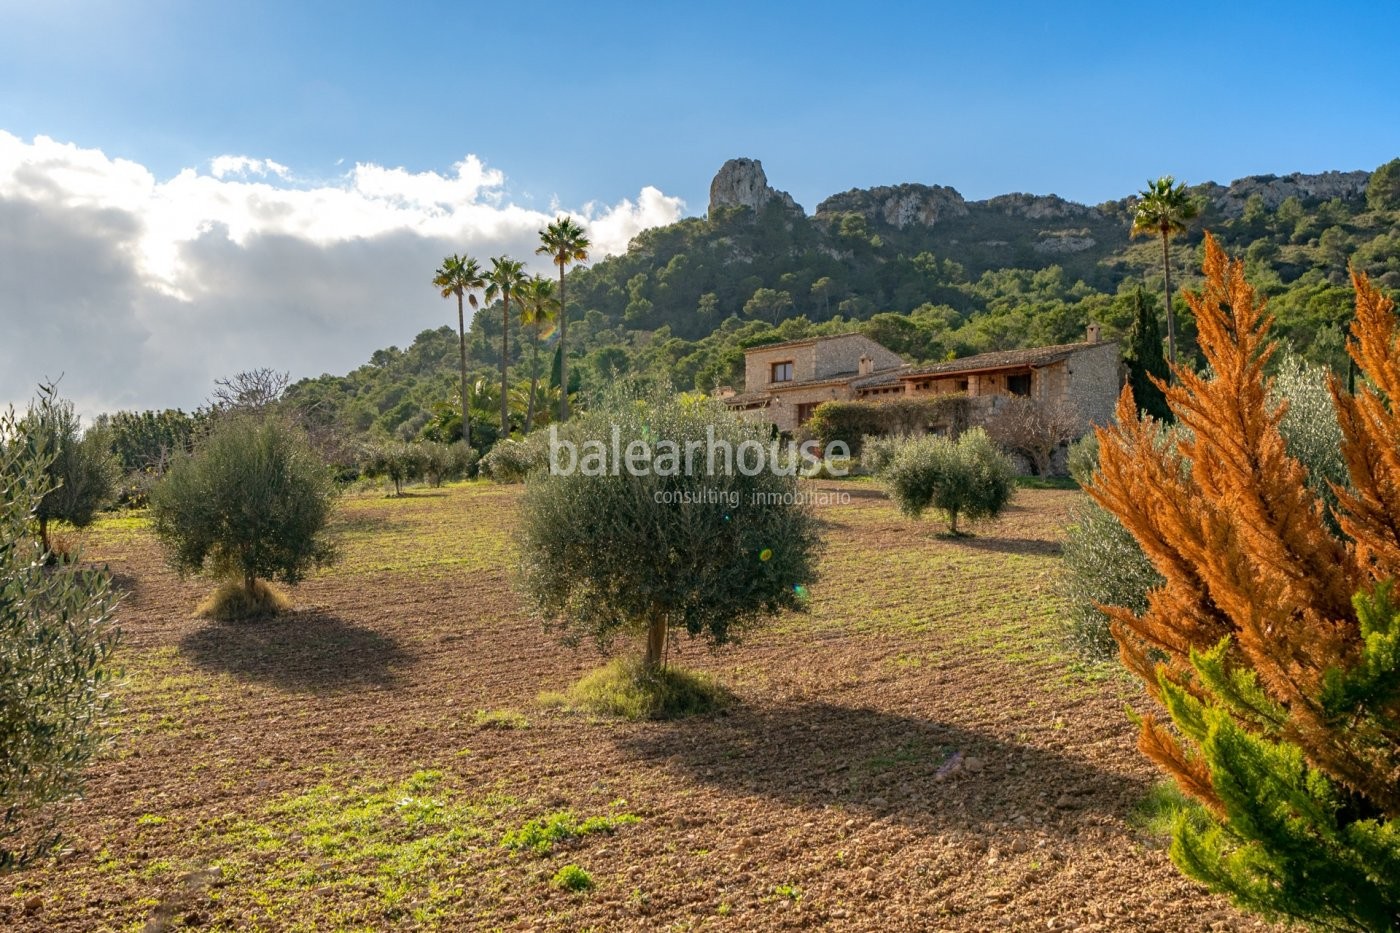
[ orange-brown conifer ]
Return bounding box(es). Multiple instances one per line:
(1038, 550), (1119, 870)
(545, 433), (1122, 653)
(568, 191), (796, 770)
(1088, 233), (1400, 818)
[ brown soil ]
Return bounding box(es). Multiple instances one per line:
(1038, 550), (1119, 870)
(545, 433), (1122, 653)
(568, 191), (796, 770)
(0, 482), (1274, 931)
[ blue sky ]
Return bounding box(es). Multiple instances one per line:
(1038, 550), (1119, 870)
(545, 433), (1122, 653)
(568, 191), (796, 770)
(2, 0), (1398, 414)
(4, 0), (1398, 212)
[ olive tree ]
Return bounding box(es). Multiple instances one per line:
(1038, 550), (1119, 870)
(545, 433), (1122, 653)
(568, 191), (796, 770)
(360, 440), (426, 495)
(0, 406), (118, 869)
(150, 416), (336, 617)
(518, 390), (821, 673)
(22, 386), (119, 553)
(880, 428), (1015, 534)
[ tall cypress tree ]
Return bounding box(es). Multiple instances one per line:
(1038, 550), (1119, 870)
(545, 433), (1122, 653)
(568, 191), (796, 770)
(1125, 286), (1172, 421)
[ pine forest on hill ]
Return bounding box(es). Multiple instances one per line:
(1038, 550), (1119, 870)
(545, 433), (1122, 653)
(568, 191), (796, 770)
(282, 159), (1400, 446)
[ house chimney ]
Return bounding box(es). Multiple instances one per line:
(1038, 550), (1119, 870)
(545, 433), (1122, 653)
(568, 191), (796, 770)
(1086, 323), (1102, 343)
(858, 353), (874, 375)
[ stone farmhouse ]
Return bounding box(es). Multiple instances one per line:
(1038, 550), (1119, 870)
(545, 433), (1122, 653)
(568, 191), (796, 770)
(721, 327), (1122, 436)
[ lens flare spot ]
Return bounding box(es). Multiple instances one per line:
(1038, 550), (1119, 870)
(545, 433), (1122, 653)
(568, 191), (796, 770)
(793, 584), (810, 600)
(759, 548), (773, 562)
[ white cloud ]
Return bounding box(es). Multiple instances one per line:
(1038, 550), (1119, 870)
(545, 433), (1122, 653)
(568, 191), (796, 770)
(0, 132), (685, 415)
(209, 155), (291, 179)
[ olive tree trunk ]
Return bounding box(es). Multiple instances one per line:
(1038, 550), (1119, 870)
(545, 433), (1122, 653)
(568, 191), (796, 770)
(644, 618), (667, 671)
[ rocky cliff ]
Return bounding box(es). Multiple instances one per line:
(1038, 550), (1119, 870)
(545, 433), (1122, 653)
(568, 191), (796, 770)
(1205, 170), (1371, 213)
(808, 167), (1372, 229)
(708, 158), (803, 217)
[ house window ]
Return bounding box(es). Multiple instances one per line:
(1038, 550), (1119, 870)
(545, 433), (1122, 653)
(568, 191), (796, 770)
(771, 361), (794, 383)
(797, 402), (819, 424)
(1007, 373), (1032, 397)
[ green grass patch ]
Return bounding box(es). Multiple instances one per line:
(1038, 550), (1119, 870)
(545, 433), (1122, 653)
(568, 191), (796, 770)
(1014, 475), (1080, 490)
(203, 768), (517, 927)
(324, 484), (516, 578)
(541, 657), (732, 721)
(500, 809), (641, 855)
(196, 579), (292, 621)
(550, 864), (595, 893)
(1129, 779), (1193, 843)
(473, 708), (529, 730)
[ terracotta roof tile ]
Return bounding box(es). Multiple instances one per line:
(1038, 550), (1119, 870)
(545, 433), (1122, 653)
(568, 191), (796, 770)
(897, 340), (1117, 379)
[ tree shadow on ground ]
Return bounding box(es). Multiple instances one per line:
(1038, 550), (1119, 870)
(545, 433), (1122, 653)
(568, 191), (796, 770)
(616, 700), (1142, 836)
(950, 535), (1063, 557)
(827, 486), (889, 500)
(179, 610), (415, 693)
(332, 514), (412, 536)
(106, 570), (141, 600)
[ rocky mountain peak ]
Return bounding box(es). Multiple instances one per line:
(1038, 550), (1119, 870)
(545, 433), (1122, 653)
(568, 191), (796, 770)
(708, 158), (803, 217)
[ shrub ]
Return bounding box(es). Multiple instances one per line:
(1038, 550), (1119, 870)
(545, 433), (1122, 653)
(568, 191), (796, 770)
(1059, 501), (1162, 660)
(983, 396), (1080, 476)
(540, 657), (732, 721)
(551, 864), (594, 893)
(97, 408), (205, 474)
(859, 433), (909, 476)
(481, 433), (550, 483)
(880, 428), (1015, 534)
(360, 441), (426, 496)
(150, 416), (337, 617)
(20, 386), (120, 553)
(419, 440), (478, 486)
(1065, 432), (1099, 488)
(1087, 236), (1400, 928)
(518, 387), (820, 674)
(0, 407), (119, 870)
(1271, 351), (1346, 518)
(807, 396), (970, 454)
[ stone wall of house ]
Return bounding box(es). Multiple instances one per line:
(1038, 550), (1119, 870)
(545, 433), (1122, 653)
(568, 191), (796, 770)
(1063, 342), (1122, 429)
(742, 335), (904, 393)
(743, 344), (817, 390)
(811, 335), (904, 380)
(768, 384), (852, 433)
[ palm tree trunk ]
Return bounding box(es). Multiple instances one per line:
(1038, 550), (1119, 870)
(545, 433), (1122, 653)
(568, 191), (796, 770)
(526, 322), (539, 431)
(456, 292), (471, 448)
(1161, 231), (1177, 377)
(500, 297), (510, 435)
(558, 264), (570, 422)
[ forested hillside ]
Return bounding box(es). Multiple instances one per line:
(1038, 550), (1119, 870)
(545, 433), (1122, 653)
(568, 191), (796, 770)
(284, 158), (1400, 444)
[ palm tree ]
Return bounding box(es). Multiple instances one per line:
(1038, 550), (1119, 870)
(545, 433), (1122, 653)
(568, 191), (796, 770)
(518, 276), (560, 431)
(483, 256), (527, 435)
(1131, 176), (1200, 373)
(432, 253), (484, 447)
(536, 216), (591, 422)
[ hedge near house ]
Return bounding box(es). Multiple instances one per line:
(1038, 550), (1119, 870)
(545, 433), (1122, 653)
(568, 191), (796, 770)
(806, 395), (969, 454)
